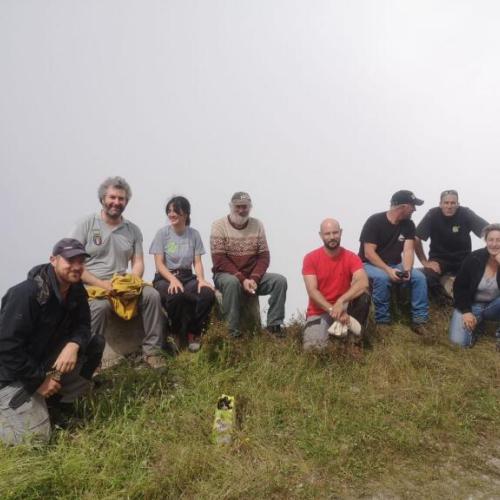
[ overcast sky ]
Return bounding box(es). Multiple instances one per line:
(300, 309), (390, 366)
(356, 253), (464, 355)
(1, 1), (499, 321)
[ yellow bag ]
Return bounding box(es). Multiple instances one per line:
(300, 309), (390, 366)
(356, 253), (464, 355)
(87, 274), (150, 320)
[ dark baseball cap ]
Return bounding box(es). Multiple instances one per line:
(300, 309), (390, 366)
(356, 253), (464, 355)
(231, 191), (252, 204)
(390, 190), (424, 206)
(52, 238), (90, 259)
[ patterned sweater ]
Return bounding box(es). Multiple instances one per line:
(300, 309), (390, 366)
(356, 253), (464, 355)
(210, 216), (270, 283)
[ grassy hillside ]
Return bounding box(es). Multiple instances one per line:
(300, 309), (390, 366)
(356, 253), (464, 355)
(1, 306), (499, 499)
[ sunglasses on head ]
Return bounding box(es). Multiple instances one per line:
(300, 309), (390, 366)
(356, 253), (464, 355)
(440, 189), (458, 200)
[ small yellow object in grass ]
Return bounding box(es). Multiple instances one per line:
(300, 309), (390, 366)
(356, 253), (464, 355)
(212, 394), (235, 445)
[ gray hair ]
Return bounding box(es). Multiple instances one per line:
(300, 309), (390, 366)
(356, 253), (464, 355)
(97, 176), (132, 203)
(482, 223), (500, 240)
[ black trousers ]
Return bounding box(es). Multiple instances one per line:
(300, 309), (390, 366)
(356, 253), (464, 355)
(419, 260), (460, 297)
(153, 274), (215, 342)
(347, 292), (371, 330)
(45, 334), (105, 381)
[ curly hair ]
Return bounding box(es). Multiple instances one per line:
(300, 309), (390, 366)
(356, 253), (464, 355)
(97, 176), (132, 203)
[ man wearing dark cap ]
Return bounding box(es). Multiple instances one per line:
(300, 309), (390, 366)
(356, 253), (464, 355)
(0, 239), (104, 444)
(359, 190), (429, 333)
(210, 192), (288, 337)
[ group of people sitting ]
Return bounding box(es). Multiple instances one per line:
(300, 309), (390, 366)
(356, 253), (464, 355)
(0, 177), (288, 444)
(303, 189), (498, 352)
(0, 177), (498, 445)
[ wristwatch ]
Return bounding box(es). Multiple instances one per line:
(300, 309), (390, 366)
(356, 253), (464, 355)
(46, 369), (63, 382)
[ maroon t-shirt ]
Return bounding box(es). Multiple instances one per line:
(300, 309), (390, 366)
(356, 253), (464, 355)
(302, 246), (363, 317)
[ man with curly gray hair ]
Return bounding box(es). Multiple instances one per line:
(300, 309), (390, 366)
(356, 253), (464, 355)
(72, 176), (166, 368)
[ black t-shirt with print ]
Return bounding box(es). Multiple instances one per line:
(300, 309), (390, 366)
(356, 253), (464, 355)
(416, 206), (487, 267)
(359, 211), (416, 265)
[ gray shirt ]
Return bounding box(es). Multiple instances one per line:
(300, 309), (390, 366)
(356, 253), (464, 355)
(72, 213), (143, 280)
(149, 226), (204, 270)
(475, 273), (500, 303)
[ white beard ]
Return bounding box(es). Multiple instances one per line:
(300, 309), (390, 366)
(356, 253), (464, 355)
(229, 212), (249, 226)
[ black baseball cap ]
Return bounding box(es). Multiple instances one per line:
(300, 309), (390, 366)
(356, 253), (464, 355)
(390, 190), (424, 206)
(52, 238), (90, 259)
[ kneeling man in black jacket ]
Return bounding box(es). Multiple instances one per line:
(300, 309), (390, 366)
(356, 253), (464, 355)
(0, 238), (104, 445)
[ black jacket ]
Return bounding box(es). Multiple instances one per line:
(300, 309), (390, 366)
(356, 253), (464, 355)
(0, 263), (91, 393)
(453, 248), (500, 313)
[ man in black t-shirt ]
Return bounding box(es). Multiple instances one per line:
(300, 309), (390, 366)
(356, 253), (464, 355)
(415, 190), (488, 300)
(359, 190), (429, 333)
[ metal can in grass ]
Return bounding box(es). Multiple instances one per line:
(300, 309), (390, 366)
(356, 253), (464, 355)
(212, 395), (235, 445)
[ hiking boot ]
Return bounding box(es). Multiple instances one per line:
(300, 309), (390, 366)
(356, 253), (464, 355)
(411, 323), (431, 336)
(143, 354), (166, 369)
(266, 325), (286, 338)
(187, 333), (201, 353)
(163, 335), (180, 357)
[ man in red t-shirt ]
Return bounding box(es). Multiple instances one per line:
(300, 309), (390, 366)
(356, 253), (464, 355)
(302, 218), (370, 351)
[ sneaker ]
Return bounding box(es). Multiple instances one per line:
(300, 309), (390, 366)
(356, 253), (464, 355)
(266, 325), (286, 338)
(411, 323), (431, 336)
(143, 354), (166, 369)
(187, 333), (201, 353)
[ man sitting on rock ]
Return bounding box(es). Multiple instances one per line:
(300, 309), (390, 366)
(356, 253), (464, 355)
(302, 218), (370, 352)
(359, 190), (429, 335)
(72, 176), (166, 368)
(0, 239), (104, 445)
(415, 189), (488, 303)
(210, 192), (287, 338)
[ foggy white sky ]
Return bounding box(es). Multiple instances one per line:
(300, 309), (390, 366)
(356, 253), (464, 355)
(1, 1), (499, 321)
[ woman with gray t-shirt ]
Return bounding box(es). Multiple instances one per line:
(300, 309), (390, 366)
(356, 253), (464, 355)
(149, 196), (215, 352)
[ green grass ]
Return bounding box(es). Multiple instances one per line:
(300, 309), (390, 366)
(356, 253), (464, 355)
(1, 308), (499, 499)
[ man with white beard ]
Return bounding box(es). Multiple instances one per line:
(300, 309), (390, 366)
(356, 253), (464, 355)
(210, 192), (287, 338)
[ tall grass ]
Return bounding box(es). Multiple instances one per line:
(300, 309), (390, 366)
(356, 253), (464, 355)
(1, 309), (499, 499)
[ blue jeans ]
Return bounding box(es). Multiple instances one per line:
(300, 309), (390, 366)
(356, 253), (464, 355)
(364, 263), (429, 324)
(448, 296), (500, 347)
